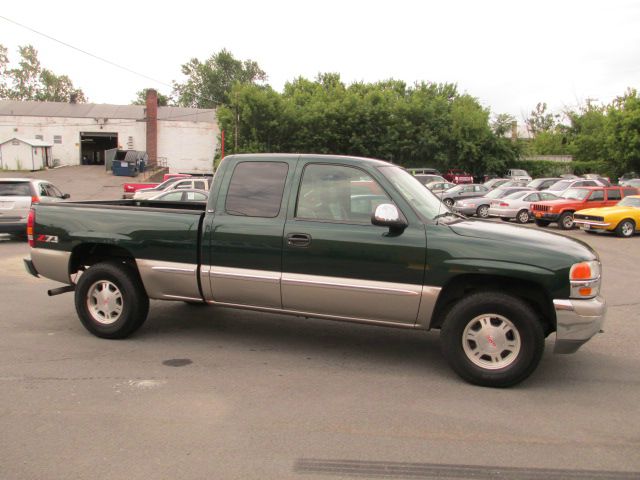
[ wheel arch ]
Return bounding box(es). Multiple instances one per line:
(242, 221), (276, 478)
(428, 274), (555, 336)
(69, 243), (139, 279)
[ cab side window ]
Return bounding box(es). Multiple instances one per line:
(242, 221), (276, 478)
(296, 164), (390, 223)
(225, 162), (289, 217)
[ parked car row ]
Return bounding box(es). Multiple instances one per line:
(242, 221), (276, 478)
(0, 178), (70, 237)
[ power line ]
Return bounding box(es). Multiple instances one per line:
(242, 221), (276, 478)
(0, 15), (173, 89)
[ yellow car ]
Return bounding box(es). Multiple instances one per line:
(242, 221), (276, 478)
(574, 195), (640, 238)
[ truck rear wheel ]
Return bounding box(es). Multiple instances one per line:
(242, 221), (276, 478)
(440, 292), (544, 387)
(74, 261), (149, 339)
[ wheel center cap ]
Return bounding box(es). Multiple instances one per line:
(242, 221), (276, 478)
(486, 335), (497, 349)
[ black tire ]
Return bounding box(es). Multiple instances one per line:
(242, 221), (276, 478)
(443, 198), (454, 207)
(74, 261), (149, 339)
(534, 219), (550, 227)
(515, 209), (530, 224)
(476, 205), (489, 218)
(615, 219), (635, 238)
(558, 212), (575, 230)
(440, 292), (545, 388)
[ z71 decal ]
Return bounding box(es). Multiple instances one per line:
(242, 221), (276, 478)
(36, 235), (59, 243)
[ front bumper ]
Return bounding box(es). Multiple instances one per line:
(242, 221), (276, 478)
(553, 296), (606, 354)
(452, 205), (479, 215)
(533, 212), (559, 222)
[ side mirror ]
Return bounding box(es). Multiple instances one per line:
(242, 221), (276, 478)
(62, 193), (70, 199)
(372, 204), (407, 231)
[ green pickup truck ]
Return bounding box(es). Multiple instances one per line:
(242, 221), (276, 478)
(24, 154), (606, 387)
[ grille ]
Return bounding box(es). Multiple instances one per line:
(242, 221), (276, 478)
(575, 214), (604, 222)
(531, 204), (550, 212)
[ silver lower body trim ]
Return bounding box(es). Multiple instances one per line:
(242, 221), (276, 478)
(282, 272), (422, 325)
(207, 300), (424, 330)
(29, 248), (71, 284)
(553, 296), (606, 354)
(209, 265), (281, 308)
(136, 259), (200, 300)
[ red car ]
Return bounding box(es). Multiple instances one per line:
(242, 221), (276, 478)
(122, 174), (191, 199)
(443, 169), (474, 184)
(531, 186), (638, 230)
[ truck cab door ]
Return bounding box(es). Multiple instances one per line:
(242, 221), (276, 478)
(204, 158), (296, 308)
(281, 161), (426, 325)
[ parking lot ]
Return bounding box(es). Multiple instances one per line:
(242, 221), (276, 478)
(1, 167), (639, 479)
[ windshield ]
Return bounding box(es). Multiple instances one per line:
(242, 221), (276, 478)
(561, 188), (590, 200)
(154, 177), (183, 190)
(485, 188), (517, 199)
(379, 166), (446, 221)
(504, 190), (529, 199)
(512, 169), (527, 176)
(548, 180), (572, 191)
(618, 197), (640, 207)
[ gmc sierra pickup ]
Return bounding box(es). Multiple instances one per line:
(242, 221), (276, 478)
(24, 154), (606, 387)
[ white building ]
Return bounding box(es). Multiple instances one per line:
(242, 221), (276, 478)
(0, 90), (218, 173)
(0, 137), (53, 170)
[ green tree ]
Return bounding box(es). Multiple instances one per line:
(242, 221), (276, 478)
(526, 102), (560, 136)
(0, 44), (86, 102)
(606, 89), (640, 176)
(173, 49), (267, 108)
(131, 88), (171, 106)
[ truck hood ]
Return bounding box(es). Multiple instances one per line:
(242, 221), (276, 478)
(447, 219), (597, 265)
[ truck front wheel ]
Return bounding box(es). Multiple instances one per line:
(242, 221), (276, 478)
(74, 261), (149, 339)
(440, 292), (544, 387)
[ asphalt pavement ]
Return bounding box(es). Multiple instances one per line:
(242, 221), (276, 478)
(0, 168), (639, 479)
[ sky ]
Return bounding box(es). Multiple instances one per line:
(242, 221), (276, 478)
(2, 0), (640, 125)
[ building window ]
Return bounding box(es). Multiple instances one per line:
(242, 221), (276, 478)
(35, 135), (44, 140)
(53, 135), (62, 144)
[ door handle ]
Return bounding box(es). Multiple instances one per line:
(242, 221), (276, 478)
(287, 233), (311, 247)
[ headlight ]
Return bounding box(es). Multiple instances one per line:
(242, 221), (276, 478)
(569, 260), (601, 299)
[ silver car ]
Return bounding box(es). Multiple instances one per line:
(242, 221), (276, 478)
(133, 177), (210, 199)
(452, 186), (534, 218)
(488, 190), (559, 223)
(546, 178), (604, 196)
(439, 184), (489, 207)
(0, 178), (70, 236)
(148, 189), (209, 202)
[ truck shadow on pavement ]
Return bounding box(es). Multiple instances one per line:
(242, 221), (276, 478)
(137, 301), (450, 379)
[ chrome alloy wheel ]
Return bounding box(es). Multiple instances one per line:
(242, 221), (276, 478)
(462, 314), (521, 370)
(87, 280), (123, 325)
(621, 221), (634, 237)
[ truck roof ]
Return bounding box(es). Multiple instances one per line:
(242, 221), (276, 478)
(227, 153), (394, 168)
